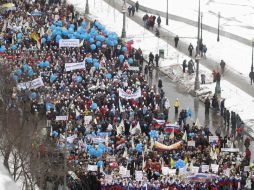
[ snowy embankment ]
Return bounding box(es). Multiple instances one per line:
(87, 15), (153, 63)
(68, 0), (254, 137)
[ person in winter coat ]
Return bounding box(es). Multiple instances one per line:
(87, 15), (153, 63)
(182, 60), (187, 73)
(188, 59), (194, 74)
(157, 16), (161, 27)
(155, 28), (160, 38)
(204, 97), (210, 115)
(188, 43), (194, 57)
(131, 5), (135, 16)
(128, 6), (132, 16)
(174, 35), (179, 48)
(158, 78), (163, 93)
(212, 95), (219, 111)
(174, 98), (180, 114)
(155, 54), (159, 67)
(135, 1), (139, 12)
(149, 52), (154, 65)
(201, 74), (206, 84)
(220, 99), (225, 116)
(220, 60), (226, 74)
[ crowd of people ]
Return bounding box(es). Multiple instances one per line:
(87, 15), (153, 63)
(0, 0), (254, 190)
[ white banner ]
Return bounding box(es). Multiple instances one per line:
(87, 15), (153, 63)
(119, 166), (127, 176)
(187, 140), (196, 147)
(65, 62), (85, 72)
(128, 66), (140, 71)
(201, 165), (210, 173)
(59, 39), (80, 48)
(105, 175), (113, 183)
(191, 166), (200, 174)
(87, 165), (98, 171)
(67, 134), (77, 144)
(221, 148), (239, 152)
(56, 116), (68, 121)
(119, 88), (141, 99)
(92, 137), (106, 144)
(122, 170), (130, 178)
(84, 115), (93, 124)
(17, 77), (44, 90)
(209, 136), (219, 143)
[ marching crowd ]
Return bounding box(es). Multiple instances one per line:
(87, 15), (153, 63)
(0, 0), (253, 190)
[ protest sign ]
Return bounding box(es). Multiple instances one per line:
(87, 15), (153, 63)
(119, 166), (127, 176)
(65, 62), (85, 72)
(17, 77), (44, 90)
(187, 140), (195, 147)
(87, 165), (97, 171)
(201, 165), (210, 173)
(135, 171), (143, 181)
(224, 168), (230, 176)
(244, 166), (249, 172)
(122, 170), (130, 178)
(92, 137), (106, 144)
(56, 116), (68, 121)
(67, 134), (77, 144)
(162, 167), (169, 175)
(105, 175), (113, 183)
(128, 66), (140, 71)
(209, 136), (219, 143)
(211, 164), (219, 173)
(221, 148), (239, 152)
(84, 115), (93, 124)
(59, 39), (80, 48)
(191, 166), (200, 174)
(119, 88), (141, 99)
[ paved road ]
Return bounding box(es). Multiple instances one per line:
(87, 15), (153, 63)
(104, 0), (254, 97)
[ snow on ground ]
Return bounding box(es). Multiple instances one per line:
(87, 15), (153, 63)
(68, 0), (254, 137)
(137, 0), (254, 39)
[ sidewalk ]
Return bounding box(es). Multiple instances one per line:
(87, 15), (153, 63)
(103, 0), (254, 97)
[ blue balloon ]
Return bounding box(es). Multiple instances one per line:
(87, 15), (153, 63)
(97, 160), (104, 168)
(68, 27), (74, 33)
(103, 30), (109, 36)
(128, 58), (134, 65)
(11, 44), (17, 50)
(57, 20), (62, 27)
(93, 58), (98, 63)
(50, 24), (56, 30)
(96, 35), (105, 42)
(149, 130), (159, 138)
(41, 38), (46, 44)
(105, 73), (112, 79)
(86, 57), (93, 63)
(94, 62), (100, 69)
(47, 35), (52, 41)
(30, 92), (37, 99)
(82, 21), (87, 27)
(44, 61), (50, 66)
(118, 55), (124, 62)
(56, 35), (62, 42)
(90, 44), (96, 50)
(0, 46), (6, 53)
(50, 74), (57, 82)
(76, 76), (82, 83)
(91, 102), (97, 110)
(12, 75), (18, 81)
(15, 68), (22, 76)
(70, 35), (76, 39)
(89, 38), (95, 43)
(98, 143), (105, 152)
(28, 69), (34, 76)
(46, 103), (54, 111)
(52, 131), (58, 138)
(17, 33), (23, 39)
(52, 30), (58, 36)
(23, 64), (30, 71)
(122, 47), (127, 52)
(62, 28), (69, 36)
(96, 41), (101, 47)
(69, 24), (75, 29)
(136, 143), (143, 153)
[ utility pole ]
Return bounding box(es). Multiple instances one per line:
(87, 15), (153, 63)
(250, 39), (254, 85)
(201, 12), (203, 41)
(166, 0), (169, 25)
(121, 0), (127, 38)
(85, 0), (89, 14)
(194, 0), (201, 91)
(217, 12), (220, 42)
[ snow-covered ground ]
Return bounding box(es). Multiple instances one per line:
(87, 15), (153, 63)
(137, 0), (254, 39)
(69, 0), (254, 137)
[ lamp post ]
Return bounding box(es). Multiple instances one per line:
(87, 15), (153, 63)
(194, 0), (201, 91)
(121, 0), (127, 38)
(201, 12), (203, 41)
(217, 12), (220, 42)
(166, 0), (169, 25)
(85, 0), (89, 14)
(63, 92), (83, 190)
(250, 39), (254, 85)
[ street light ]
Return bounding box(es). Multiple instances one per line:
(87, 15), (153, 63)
(85, 0), (89, 14)
(166, 0), (169, 25)
(250, 39), (254, 85)
(121, 0), (127, 38)
(63, 92), (83, 190)
(194, 0), (201, 91)
(217, 12), (220, 42)
(201, 12), (203, 41)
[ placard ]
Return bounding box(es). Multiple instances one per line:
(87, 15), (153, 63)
(56, 116), (68, 121)
(135, 171), (143, 181)
(87, 165), (98, 171)
(221, 148), (239, 152)
(119, 88), (141, 99)
(128, 66), (140, 71)
(211, 164), (219, 173)
(84, 115), (93, 124)
(122, 170), (130, 178)
(201, 165), (210, 173)
(191, 166), (200, 174)
(105, 175), (113, 183)
(244, 166), (249, 172)
(119, 166), (127, 175)
(187, 140), (196, 147)
(209, 136), (219, 143)
(59, 39), (80, 48)
(162, 167), (169, 175)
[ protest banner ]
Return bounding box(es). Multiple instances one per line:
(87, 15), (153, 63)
(191, 166), (200, 174)
(67, 134), (77, 144)
(84, 115), (93, 124)
(211, 164), (219, 173)
(87, 165), (97, 171)
(56, 116), (68, 121)
(201, 165), (210, 173)
(119, 166), (127, 176)
(221, 148), (239, 152)
(162, 167), (169, 175)
(209, 136), (219, 143)
(65, 62), (85, 72)
(59, 39), (80, 48)
(106, 156), (116, 162)
(135, 171), (143, 181)
(187, 140), (195, 147)
(92, 137), (106, 144)
(122, 170), (130, 178)
(119, 88), (141, 99)
(128, 66), (140, 71)
(17, 77), (44, 90)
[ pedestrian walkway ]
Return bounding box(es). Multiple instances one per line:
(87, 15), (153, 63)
(103, 0), (254, 97)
